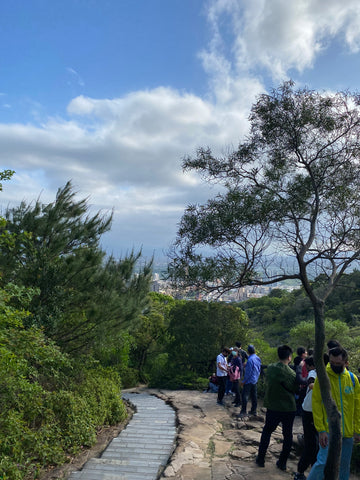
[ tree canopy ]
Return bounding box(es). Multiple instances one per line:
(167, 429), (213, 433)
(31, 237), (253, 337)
(170, 82), (360, 293)
(0, 181), (152, 353)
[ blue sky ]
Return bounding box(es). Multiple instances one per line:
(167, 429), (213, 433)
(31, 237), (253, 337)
(0, 1), (208, 122)
(1, 0), (360, 261)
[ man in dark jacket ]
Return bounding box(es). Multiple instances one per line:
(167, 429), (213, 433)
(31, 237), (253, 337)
(256, 345), (298, 471)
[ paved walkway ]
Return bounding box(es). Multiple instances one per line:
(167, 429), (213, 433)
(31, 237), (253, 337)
(68, 392), (177, 480)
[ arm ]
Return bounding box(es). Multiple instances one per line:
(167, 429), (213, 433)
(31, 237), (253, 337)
(243, 357), (253, 384)
(354, 374), (360, 441)
(311, 378), (328, 434)
(238, 356), (243, 378)
(217, 359), (228, 373)
(296, 365), (308, 386)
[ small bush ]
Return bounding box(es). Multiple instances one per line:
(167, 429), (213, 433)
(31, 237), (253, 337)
(0, 322), (127, 479)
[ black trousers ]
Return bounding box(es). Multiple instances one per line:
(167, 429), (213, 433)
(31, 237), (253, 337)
(297, 410), (319, 474)
(258, 409), (296, 466)
(217, 376), (227, 403)
(232, 380), (241, 404)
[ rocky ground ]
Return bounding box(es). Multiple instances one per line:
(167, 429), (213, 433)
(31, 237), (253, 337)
(151, 388), (358, 480)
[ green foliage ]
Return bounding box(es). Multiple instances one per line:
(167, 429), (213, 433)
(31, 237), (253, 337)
(147, 353), (170, 387)
(239, 270), (360, 352)
(247, 334), (277, 366)
(0, 286), (127, 479)
(129, 293), (176, 382)
(0, 181), (152, 353)
(0, 169), (14, 190)
(240, 289), (312, 345)
(289, 319), (352, 350)
(148, 301), (249, 388)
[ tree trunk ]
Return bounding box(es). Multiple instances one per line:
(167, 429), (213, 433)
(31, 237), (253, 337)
(313, 300), (342, 480)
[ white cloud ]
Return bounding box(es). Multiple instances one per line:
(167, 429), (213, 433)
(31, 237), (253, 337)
(1, 84), (253, 256)
(67, 67), (85, 87)
(203, 0), (360, 80)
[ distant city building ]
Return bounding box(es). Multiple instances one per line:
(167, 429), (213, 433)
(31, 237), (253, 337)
(151, 273), (300, 301)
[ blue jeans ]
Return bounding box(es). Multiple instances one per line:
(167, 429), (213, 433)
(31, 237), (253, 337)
(307, 437), (353, 480)
(241, 383), (257, 414)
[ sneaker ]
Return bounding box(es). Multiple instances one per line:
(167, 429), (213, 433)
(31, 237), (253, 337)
(276, 460), (286, 471)
(294, 473), (306, 480)
(255, 456), (265, 467)
(216, 401), (225, 406)
(249, 411), (257, 415)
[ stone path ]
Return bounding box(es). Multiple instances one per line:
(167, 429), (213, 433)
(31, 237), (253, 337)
(68, 392), (177, 480)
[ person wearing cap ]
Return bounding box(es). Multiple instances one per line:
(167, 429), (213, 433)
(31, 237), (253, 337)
(239, 344), (261, 416)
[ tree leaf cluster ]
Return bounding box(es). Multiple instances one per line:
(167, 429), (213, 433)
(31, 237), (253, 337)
(0, 181), (152, 354)
(240, 270), (360, 347)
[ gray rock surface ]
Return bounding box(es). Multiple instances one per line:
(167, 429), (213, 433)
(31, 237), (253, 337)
(149, 388), (358, 480)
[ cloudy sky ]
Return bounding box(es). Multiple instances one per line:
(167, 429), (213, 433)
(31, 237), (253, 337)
(1, 0), (360, 262)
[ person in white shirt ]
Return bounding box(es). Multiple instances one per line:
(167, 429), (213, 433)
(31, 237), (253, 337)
(216, 347), (230, 406)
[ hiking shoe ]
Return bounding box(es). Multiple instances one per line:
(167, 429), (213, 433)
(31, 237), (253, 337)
(294, 473), (306, 480)
(255, 456), (265, 467)
(249, 411), (257, 415)
(276, 460), (287, 471)
(216, 401), (225, 406)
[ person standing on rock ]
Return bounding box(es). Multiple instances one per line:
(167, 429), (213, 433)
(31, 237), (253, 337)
(239, 344), (261, 416)
(235, 341), (248, 365)
(256, 344), (298, 472)
(229, 348), (243, 407)
(216, 347), (230, 406)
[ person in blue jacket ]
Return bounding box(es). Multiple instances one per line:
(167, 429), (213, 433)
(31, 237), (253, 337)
(238, 344), (261, 416)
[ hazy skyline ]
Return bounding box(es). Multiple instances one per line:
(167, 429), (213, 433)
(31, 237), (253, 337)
(1, 0), (360, 260)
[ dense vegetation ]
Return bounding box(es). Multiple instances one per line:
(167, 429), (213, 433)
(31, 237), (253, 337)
(240, 271), (360, 368)
(0, 178), (151, 479)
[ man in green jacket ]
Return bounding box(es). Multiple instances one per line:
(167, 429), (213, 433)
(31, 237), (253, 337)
(256, 345), (298, 471)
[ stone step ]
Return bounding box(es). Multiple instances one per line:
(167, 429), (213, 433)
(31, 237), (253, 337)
(68, 392), (177, 480)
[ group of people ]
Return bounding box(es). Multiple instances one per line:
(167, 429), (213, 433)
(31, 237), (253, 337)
(215, 342), (262, 416)
(213, 340), (360, 480)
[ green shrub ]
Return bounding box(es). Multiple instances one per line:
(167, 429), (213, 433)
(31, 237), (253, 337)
(0, 324), (127, 478)
(75, 367), (127, 425)
(117, 365), (139, 388)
